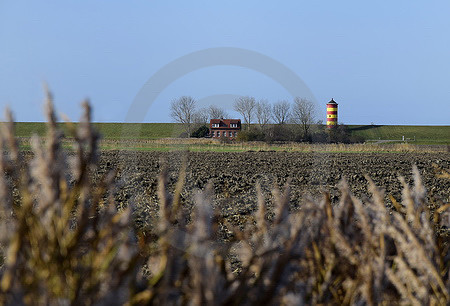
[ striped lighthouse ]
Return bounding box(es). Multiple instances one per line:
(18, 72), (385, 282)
(326, 99), (338, 128)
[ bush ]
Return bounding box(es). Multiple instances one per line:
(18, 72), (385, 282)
(235, 124), (365, 144)
(236, 129), (266, 141)
(311, 130), (328, 143)
(191, 124), (209, 138)
(327, 124), (363, 143)
(305, 124), (365, 144)
(219, 136), (232, 144)
(265, 124), (295, 142)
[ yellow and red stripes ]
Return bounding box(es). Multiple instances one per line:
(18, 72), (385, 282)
(326, 103), (338, 128)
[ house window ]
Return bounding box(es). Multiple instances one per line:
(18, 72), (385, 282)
(234, 132), (237, 137)
(211, 131), (214, 137)
(217, 131), (220, 137)
(223, 131), (226, 137)
(229, 131), (232, 137)
(212, 123), (219, 128)
(230, 123), (238, 128)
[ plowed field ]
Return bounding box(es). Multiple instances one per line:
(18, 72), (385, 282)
(98, 151), (449, 228)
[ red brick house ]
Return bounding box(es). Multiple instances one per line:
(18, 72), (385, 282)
(209, 119), (241, 139)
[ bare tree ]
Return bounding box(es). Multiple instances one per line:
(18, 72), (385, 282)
(255, 99), (272, 129)
(207, 105), (228, 120)
(233, 96), (256, 130)
(272, 100), (291, 124)
(193, 107), (209, 125)
(170, 96), (196, 137)
(292, 97), (316, 139)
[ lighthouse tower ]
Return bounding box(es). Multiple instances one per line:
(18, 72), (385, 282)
(326, 99), (338, 128)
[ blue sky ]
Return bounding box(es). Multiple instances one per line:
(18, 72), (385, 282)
(0, 1), (449, 124)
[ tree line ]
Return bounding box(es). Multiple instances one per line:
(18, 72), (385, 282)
(170, 96), (363, 143)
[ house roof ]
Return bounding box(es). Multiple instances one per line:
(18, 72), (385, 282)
(210, 119), (241, 125)
(209, 119), (241, 130)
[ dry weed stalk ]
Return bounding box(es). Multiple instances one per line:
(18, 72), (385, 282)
(0, 91), (139, 305)
(0, 93), (448, 305)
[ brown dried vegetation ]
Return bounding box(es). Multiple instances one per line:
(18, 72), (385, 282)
(0, 93), (448, 305)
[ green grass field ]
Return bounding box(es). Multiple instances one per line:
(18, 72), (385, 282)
(10, 122), (450, 145)
(348, 125), (450, 145)
(13, 122), (185, 139)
